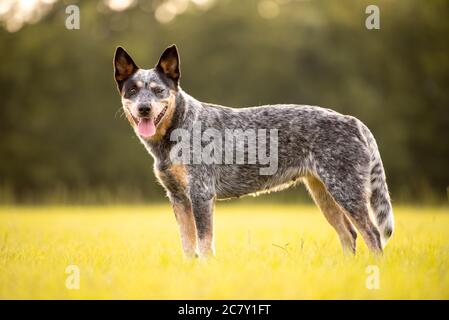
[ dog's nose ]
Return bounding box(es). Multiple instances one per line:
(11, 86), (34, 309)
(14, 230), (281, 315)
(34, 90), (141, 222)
(138, 104), (151, 116)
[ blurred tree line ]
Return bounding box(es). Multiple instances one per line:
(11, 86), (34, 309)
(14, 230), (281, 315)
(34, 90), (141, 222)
(0, 0), (448, 204)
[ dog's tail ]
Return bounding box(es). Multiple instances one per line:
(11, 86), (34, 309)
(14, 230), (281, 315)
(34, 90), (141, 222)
(360, 123), (394, 248)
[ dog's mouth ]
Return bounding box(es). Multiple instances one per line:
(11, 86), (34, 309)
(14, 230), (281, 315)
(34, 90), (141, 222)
(134, 105), (168, 139)
(154, 105), (168, 126)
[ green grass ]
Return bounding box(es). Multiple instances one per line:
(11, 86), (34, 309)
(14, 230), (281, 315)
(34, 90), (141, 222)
(0, 204), (448, 299)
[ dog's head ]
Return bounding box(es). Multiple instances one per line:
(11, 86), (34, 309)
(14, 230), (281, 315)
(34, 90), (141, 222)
(113, 45), (180, 140)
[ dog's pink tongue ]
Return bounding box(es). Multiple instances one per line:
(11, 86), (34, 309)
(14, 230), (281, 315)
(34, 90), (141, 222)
(137, 118), (155, 138)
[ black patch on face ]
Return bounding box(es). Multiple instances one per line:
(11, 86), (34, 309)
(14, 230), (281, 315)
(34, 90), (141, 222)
(123, 70), (174, 100)
(122, 80), (140, 99)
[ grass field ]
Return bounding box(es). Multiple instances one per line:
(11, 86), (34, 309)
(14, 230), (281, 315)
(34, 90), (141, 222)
(0, 204), (448, 299)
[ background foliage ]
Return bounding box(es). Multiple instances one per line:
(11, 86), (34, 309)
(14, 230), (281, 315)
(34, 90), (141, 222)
(0, 0), (448, 203)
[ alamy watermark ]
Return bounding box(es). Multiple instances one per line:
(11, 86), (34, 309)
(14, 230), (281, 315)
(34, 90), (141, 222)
(65, 5), (80, 30)
(65, 264), (80, 290)
(169, 122), (279, 175)
(63, 4), (379, 31)
(365, 265), (380, 290)
(365, 5), (380, 30)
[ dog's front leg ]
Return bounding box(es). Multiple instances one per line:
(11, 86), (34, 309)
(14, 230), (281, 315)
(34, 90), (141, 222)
(191, 196), (215, 258)
(170, 196), (198, 258)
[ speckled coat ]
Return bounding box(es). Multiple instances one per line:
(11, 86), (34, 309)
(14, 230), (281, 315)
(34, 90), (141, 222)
(114, 45), (394, 258)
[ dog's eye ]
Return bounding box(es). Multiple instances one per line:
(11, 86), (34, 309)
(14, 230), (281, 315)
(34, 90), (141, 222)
(152, 87), (164, 95)
(128, 87), (137, 96)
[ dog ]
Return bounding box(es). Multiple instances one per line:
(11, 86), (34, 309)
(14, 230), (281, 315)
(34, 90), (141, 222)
(113, 44), (394, 257)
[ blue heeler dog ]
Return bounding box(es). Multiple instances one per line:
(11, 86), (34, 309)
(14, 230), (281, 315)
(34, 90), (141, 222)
(113, 45), (394, 258)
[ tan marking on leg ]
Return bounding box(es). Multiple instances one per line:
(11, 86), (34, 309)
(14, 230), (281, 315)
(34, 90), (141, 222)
(173, 202), (198, 258)
(345, 211), (383, 254)
(154, 164), (188, 192)
(305, 176), (357, 254)
(167, 163), (188, 189)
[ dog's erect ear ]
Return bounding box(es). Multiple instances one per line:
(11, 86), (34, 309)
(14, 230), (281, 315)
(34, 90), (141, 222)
(114, 46), (139, 92)
(155, 44), (180, 85)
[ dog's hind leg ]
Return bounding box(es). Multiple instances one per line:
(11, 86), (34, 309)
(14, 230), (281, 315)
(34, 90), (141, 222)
(305, 176), (357, 254)
(315, 164), (383, 254)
